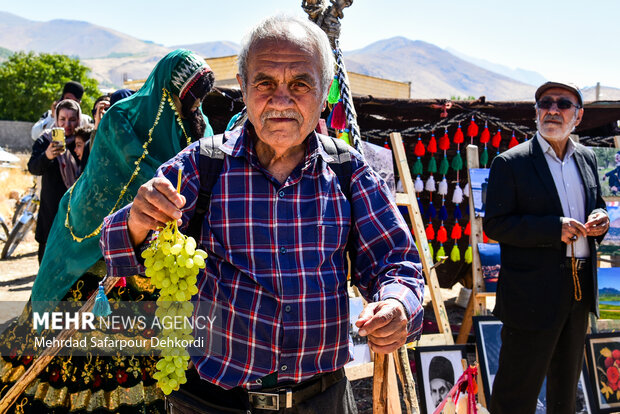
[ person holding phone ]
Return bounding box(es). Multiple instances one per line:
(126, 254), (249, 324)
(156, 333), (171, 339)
(28, 99), (82, 262)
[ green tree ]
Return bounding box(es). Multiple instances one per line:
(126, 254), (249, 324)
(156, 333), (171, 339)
(0, 52), (100, 122)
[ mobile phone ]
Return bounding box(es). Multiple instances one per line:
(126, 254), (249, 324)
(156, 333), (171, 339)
(51, 127), (65, 144)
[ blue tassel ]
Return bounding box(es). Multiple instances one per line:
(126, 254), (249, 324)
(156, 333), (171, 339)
(439, 205), (448, 221)
(417, 198), (424, 217)
(454, 204), (462, 220)
(326, 106), (334, 128)
(427, 202), (437, 219)
(463, 203), (470, 216)
(93, 285), (111, 317)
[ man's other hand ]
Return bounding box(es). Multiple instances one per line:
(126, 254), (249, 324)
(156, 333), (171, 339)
(128, 177), (185, 247)
(585, 211), (609, 237)
(561, 217), (587, 244)
(355, 299), (408, 354)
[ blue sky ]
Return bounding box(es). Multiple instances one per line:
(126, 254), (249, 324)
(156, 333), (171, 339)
(3, 0), (620, 88)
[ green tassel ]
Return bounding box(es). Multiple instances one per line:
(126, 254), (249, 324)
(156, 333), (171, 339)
(412, 158), (423, 175)
(451, 152), (463, 171)
(439, 157), (449, 175)
(436, 245), (446, 261)
(480, 148), (489, 167)
(464, 245), (473, 264)
(93, 285), (111, 317)
(338, 130), (350, 145)
(428, 243), (434, 261)
(450, 244), (461, 262)
(327, 77), (340, 104)
(427, 157), (437, 173)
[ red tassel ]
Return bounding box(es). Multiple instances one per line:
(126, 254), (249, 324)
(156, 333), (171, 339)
(509, 132), (519, 148)
(115, 277), (126, 287)
(453, 125), (464, 144)
(467, 118), (479, 138)
(425, 223), (435, 240)
(439, 130), (450, 151)
(483, 231), (489, 243)
(414, 136), (426, 157)
(464, 222), (471, 236)
(330, 101), (346, 130)
(451, 222), (462, 240)
(491, 130), (502, 148)
(427, 133), (437, 153)
(384, 140), (390, 149)
(480, 124), (490, 144)
(437, 225), (448, 243)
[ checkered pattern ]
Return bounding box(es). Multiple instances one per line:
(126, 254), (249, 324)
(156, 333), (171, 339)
(100, 125), (424, 390)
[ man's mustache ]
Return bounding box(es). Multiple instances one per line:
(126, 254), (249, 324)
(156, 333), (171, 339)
(261, 110), (303, 123)
(543, 115), (563, 123)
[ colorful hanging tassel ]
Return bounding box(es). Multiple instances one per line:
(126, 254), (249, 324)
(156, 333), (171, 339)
(453, 124), (464, 144)
(383, 139), (390, 149)
(437, 225), (448, 243)
(492, 129), (502, 149)
(483, 231), (489, 243)
(427, 132), (438, 153)
(453, 204), (462, 220)
(338, 129), (350, 145)
(115, 277), (126, 287)
(417, 198), (424, 217)
(436, 245), (446, 261)
(414, 176), (424, 193)
(427, 202), (437, 219)
(414, 135), (425, 157)
(509, 131), (519, 148)
(463, 202), (469, 216)
(464, 245), (473, 264)
(452, 184), (463, 204)
(450, 244), (461, 262)
(327, 76), (340, 104)
(480, 122), (490, 143)
(427, 156), (437, 173)
(425, 175), (436, 192)
(467, 117), (479, 141)
(438, 177), (448, 195)
(439, 130), (450, 151)
(330, 100), (346, 130)
(439, 156), (450, 175)
(451, 152), (463, 171)
(425, 223), (435, 240)
(93, 284), (112, 317)
(428, 243), (434, 261)
(464, 222), (471, 236)
(463, 182), (470, 197)
(480, 147), (489, 166)
(439, 205), (448, 221)
(412, 158), (423, 175)
(451, 222), (462, 240)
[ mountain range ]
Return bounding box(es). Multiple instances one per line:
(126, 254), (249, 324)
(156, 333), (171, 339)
(1, 11), (620, 101)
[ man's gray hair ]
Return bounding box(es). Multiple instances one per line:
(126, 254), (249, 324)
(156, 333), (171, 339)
(237, 15), (335, 101)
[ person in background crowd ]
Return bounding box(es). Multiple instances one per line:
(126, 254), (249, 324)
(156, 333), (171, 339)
(30, 81), (93, 140)
(101, 15), (424, 413)
(484, 81), (609, 413)
(28, 99), (82, 263)
(109, 88), (135, 106)
(73, 124), (94, 165)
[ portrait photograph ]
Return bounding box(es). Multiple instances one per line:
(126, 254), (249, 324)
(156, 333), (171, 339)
(468, 168), (490, 217)
(598, 201), (620, 256)
(586, 333), (620, 413)
(413, 345), (467, 414)
(592, 147), (620, 199)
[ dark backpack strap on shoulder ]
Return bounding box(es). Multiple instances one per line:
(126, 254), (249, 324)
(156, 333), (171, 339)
(318, 134), (352, 201)
(186, 134), (225, 241)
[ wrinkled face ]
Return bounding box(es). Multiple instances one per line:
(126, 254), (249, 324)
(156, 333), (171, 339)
(430, 378), (451, 407)
(74, 137), (85, 160)
(57, 108), (79, 137)
(238, 38), (326, 151)
(535, 87), (583, 142)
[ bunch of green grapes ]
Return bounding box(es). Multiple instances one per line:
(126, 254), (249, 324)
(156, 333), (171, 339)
(141, 168), (208, 395)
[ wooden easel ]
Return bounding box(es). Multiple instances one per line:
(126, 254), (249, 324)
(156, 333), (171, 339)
(367, 132), (455, 414)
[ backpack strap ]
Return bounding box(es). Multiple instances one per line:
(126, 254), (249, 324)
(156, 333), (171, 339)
(186, 134), (225, 241)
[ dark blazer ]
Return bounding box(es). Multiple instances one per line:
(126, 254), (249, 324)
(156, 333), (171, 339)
(483, 136), (607, 330)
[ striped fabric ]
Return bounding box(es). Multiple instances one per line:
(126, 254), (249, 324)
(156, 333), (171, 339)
(100, 125), (424, 390)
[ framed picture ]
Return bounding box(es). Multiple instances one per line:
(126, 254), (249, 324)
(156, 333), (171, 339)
(469, 168), (490, 217)
(477, 243), (500, 292)
(590, 147), (620, 200)
(598, 267), (620, 319)
(599, 201), (620, 256)
(586, 332), (620, 413)
(474, 316), (592, 413)
(361, 140), (395, 196)
(345, 296), (371, 368)
(414, 345), (467, 414)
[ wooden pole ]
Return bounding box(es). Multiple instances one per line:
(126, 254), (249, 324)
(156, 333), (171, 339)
(0, 276), (120, 413)
(373, 353), (402, 414)
(393, 347), (419, 414)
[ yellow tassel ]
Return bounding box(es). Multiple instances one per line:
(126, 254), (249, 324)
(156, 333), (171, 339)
(464, 245), (473, 264)
(450, 244), (461, 262)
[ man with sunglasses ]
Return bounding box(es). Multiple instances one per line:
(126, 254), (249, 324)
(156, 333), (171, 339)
(484, 81), (609, 413)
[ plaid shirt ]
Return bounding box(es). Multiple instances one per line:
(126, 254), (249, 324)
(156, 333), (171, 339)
(100, 125), (424, 390)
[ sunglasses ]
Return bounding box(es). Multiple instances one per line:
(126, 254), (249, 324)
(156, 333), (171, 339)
(537, 98), (581, 110)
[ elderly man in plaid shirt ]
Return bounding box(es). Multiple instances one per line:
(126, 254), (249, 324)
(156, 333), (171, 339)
(100, 15), (424, 414)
